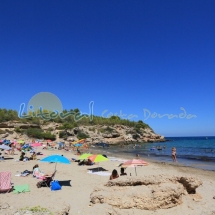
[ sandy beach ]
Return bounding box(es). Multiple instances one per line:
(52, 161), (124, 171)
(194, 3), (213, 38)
(1, 147), (215, 215)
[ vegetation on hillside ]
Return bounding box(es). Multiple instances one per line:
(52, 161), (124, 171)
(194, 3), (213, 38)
(0, 108), (150, 128)
(0, 108), (152, 139)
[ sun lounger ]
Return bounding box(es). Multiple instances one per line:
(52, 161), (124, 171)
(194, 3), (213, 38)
(0, 172), (13, 193)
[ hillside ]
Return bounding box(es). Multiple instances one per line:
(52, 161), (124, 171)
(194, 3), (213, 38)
(0, 108), (165, 144)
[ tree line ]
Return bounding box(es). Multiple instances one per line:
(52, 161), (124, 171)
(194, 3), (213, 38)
(0, 108), (151, 130)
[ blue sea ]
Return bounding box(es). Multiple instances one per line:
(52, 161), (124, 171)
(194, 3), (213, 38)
(95, 136), (215, 171)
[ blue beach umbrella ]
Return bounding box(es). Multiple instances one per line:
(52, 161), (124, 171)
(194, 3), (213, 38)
(74, 143), (82, 147)
(40, 154), (71, 171)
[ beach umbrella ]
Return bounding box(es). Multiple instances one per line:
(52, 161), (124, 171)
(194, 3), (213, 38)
(78, 139), (86, 143)
(18, 140), (25, 144)
(40, 154), (71, 171)
(78, 153), (92, 160)
(31, 143), (42, 147)
(0, 144), (11, 150)
(88, 154), (109, 162)
(74, 143), (82, 147)
(88, 154), (109, 171)
(121, 159), (148, 176)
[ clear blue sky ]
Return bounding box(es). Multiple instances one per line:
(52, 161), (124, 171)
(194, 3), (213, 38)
(0, 1), (215, 137)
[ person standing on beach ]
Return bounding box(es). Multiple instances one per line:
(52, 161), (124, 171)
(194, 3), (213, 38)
(172, 147), (177, 162)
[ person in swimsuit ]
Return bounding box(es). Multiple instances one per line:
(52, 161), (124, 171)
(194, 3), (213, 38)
(172, 147), (177, 162)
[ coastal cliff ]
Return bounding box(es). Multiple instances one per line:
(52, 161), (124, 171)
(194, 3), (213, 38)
(0, 121), (166, 144)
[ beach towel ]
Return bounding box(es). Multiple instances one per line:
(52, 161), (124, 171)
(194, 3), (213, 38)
(108, 157), (128, 162)
(15, 170), (32, 177)
(13, 184), (30, 194)
(87, 171), (111, 176)
(0, 172), (12, 193)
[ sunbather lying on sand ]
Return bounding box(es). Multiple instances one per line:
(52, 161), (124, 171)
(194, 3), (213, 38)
(77, 159), (95, 166)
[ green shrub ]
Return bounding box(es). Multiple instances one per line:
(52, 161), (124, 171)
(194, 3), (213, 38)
(58, 122), (74, 130)
(77, 131), (89, 139)
(99, 126), (114, 134)
(47, 127), (54, 131)
(26, 128), (56, 140)
(26, 128), (44, 139)
(89, 127), (95, 132)
(19, 206), (53, 215)
(59, 131), (67, 139)
(43, 132), (56, 140)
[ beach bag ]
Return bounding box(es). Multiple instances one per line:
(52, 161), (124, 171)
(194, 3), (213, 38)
(50, 180), (61, 191)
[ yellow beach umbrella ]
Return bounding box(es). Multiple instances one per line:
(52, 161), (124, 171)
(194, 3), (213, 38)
(78, 153), (92, 160)
(18, 140), (25, 144)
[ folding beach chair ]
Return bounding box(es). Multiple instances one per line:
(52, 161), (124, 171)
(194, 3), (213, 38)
(36, 171), (57, 188)
(0, 172), (13, 193)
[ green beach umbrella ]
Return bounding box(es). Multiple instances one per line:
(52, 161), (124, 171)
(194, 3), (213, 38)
(88, 154), (109, 163)
(18, 140), (25, 144)
(78, 153), (92, 160)
(88, 154), (109, 171)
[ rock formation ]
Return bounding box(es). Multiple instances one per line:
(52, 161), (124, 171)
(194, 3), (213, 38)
(90, 175), (202, 210)
(0, 121), (166, 145)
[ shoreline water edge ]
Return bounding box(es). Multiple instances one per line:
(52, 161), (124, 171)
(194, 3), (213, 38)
(90, 136), (215, 171)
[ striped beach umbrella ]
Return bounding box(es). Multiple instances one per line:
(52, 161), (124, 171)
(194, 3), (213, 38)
(121, 159), (148, 176)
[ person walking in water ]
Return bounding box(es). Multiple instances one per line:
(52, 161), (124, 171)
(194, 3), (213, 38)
(172, 147), (177, 162)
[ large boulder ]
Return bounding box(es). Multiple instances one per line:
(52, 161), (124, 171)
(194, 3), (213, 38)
(90, 175), (202, 211)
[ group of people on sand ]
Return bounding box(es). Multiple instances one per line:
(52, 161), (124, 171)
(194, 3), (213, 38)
(71, 157), (95, 166)
(109, 168), (127, 180)
(19, 151), (37, 161)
